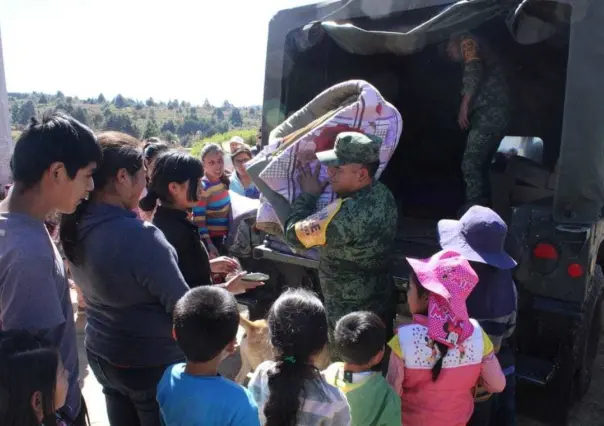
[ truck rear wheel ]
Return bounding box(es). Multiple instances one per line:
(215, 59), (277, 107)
(573, 291), (603, 401)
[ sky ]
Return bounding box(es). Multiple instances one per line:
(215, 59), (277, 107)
(1, 0), (318, 106)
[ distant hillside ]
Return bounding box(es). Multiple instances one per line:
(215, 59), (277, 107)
(8, 91), (261, 147)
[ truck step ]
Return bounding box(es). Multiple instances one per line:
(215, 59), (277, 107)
(516, 355), (558, 386)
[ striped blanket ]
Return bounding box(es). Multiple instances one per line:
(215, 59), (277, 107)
(248, 80), (403, 237)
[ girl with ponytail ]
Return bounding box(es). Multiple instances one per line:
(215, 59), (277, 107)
(144, 151), (256, 292)
(386, 250), (506, 426)
(248, 289), (351, 426)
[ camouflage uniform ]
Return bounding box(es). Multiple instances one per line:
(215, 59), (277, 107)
(456, 34), (510, 204)
(283, 133), (398, 332)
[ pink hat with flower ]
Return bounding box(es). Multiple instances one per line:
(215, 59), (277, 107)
(407, 250), (479, 348)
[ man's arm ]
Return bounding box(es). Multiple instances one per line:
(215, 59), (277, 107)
(284, 195), (353, 251)
(284, 193), (320, 250)
(1, 258), (65, 332)
(460, 37), (484, 102)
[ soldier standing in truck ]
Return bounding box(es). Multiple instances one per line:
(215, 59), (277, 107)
(446, 33), (510, 210)
(283, 132), (398, 354)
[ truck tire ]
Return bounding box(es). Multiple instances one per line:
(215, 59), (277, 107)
(573, 290), (603, 401)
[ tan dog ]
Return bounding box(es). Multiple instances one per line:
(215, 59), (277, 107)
(235, 315), (333, 384)
(236, 316), (272, 384)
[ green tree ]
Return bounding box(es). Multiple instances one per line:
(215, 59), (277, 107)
(105, 114), (139, 137)
(56, 91), (65, 101)
(230, 108), (243, 127)
(213, 107), (224, 120)
(38, 94), (48, 104)
(72, 107), (89, 125)
(222, 100), (232, 109)
(18, 100), (37, 125)
(143, 118), (160, 139)
(98, 93), (106, 103)
(91, 113), (103, 129)
(146, 97), (156, 107)
(161, 120), (176, 134)
(56, 101), (75, 115)
(113, 94), (126, 109)
(203, 99), (212, 109)
(11, 103), (20, 124)
(162, 131), (177, 143)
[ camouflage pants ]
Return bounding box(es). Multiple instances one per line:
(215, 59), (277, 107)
(462, 107), (509, 203)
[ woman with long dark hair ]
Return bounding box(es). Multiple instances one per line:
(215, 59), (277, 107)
(248, 289), (351, 426)
(59, 132), (190, 426)
(141, 151), (261, 293)
(0, 330), (70, 426)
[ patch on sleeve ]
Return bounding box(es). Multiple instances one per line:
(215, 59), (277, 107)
(461, 38), (480, 63)
(294, 198), (343, 249)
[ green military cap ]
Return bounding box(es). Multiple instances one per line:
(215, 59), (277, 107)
(316, 132), (382, 166)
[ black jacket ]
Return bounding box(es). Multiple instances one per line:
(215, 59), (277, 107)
(153, 206), (212, 288)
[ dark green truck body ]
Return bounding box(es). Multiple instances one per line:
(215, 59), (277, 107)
(250, 1), (604, 423)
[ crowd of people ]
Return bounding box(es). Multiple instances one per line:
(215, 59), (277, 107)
(0, 111), (518, 426)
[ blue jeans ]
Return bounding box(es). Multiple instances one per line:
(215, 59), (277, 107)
(87, 350), (169, 426)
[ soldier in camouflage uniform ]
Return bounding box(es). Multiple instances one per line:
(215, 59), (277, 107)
(446, 33), (510, 208)
(283, 132), (398, 341)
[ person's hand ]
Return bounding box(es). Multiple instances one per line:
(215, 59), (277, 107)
(298, 163), (328, 196)
(458, 98), (470, 130)
(207, 243), (219, 259)
(222, 271), (264, 295)
(210, 256), (240, 274)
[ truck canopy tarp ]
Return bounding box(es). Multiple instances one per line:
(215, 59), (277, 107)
(264, 0), (604, 223)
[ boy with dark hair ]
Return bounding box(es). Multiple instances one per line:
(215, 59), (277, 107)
(324, 311), (401, 426)
(0, 112), (101, 425)
(157, 286), (260, 426)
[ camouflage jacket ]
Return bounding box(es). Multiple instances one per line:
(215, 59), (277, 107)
(284, 181), (398, 326)
(458, 35), (509, 113)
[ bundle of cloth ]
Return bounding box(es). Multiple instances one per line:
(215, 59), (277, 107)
(248, 80), (403, 244)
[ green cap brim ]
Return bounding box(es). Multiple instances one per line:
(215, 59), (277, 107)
(316, 149), (341, 166)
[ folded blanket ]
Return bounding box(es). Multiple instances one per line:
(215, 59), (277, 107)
(248, 80), (403, 240)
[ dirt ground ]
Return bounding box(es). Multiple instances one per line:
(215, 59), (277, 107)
(75, 293), (604, 426)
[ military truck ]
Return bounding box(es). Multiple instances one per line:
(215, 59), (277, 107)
(250, 0), (604, 424)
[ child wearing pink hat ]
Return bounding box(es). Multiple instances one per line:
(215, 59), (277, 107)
(387, 250), (506, 426)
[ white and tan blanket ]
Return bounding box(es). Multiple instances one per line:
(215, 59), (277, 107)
(248, 80), (403, 236)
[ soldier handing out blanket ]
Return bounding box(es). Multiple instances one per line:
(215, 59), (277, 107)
(283, 132), (398, 361)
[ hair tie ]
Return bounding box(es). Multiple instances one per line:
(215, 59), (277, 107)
(283, 356), (296, 364)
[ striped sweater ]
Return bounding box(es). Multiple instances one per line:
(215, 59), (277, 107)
(248, 360), (352, 426)
(192, 178), (231, 241)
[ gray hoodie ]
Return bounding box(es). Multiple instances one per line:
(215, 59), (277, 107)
(68, 203), (189, 367)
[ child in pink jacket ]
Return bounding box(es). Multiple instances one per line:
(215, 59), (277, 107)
(387, 250), (506, 426)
